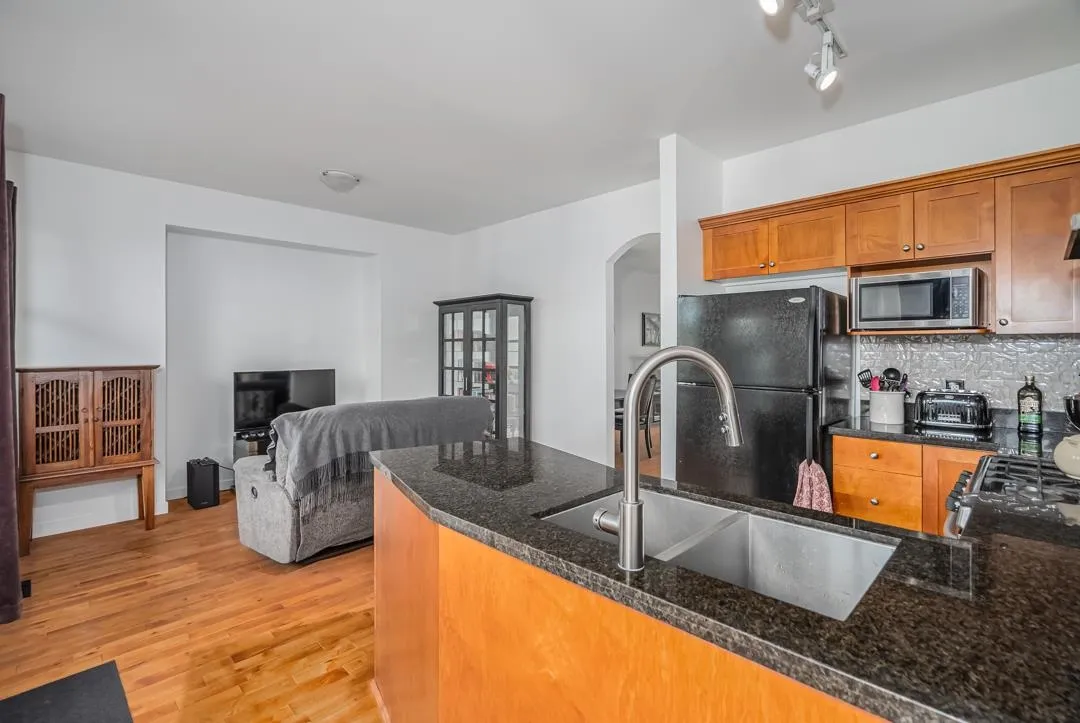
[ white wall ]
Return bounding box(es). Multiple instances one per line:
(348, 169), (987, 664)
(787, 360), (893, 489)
(723, 63), (1080, 212)
(164, 231), (380, 498)
(9, 151), (465, 537)
(612, 267), (659, 390)
(462, 181), (660, 466)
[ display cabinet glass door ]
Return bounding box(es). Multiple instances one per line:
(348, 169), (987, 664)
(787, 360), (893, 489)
(441, 310), (466, 397)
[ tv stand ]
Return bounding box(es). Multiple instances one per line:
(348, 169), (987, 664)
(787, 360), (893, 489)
(234, 428), (270, 460)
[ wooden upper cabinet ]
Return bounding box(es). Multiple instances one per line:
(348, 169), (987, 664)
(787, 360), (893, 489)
(703, 220), (769, 280)
(767, 205), (846, 274)
(922, 446), (986, 536)
(913, 179), (995, 259)
(845, 193), (914, 266)
(995, 163), (1080, 334)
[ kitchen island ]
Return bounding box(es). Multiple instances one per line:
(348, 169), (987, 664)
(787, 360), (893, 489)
(371, 439), (1080, 722)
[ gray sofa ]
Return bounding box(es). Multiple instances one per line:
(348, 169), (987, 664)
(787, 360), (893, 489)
(235, 397), (490, 563)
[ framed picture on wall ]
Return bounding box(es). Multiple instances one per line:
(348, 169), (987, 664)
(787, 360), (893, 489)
(641, 313), (660, 347)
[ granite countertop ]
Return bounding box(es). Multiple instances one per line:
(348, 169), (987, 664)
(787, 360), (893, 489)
(374, 439), (1080, 722)
(828, 414), (1070, 459)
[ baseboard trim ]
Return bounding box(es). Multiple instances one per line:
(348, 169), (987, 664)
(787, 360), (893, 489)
(370, 679), (391, 723)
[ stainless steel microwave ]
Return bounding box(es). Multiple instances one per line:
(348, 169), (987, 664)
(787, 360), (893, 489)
(850, 268), (983, 331)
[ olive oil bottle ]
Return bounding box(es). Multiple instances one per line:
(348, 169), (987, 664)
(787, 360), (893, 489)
(1017, 374), (1043, 436)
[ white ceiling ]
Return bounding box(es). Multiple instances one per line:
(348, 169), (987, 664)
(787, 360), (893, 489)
(2, 1), (1078, 233)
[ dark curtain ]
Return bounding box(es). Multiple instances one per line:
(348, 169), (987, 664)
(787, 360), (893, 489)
(0, 93), (20, 624)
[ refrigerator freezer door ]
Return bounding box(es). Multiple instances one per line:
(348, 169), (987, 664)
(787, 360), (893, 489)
(677, 288), (822, 389)
(676, 384), (819, 504)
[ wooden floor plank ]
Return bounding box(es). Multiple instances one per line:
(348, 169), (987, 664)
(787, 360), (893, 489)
(3, 494), (376, 721)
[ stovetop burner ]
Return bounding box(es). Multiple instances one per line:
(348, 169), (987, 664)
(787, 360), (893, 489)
(951, 454), (1080, 534)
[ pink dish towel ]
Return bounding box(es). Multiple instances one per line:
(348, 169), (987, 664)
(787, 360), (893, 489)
(793, 459), (833, 513)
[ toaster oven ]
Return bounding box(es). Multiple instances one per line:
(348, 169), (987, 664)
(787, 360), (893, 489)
(913, 389), (992, 430)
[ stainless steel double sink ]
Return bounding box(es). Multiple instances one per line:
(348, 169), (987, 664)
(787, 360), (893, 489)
(543, 490), (897, 620)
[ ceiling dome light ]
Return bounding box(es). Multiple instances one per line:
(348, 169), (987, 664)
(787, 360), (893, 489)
(759, 0), (784, 15)
(319, 169), (362, 193)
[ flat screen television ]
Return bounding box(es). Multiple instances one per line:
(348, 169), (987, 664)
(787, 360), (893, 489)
(233, 369), (336, 432)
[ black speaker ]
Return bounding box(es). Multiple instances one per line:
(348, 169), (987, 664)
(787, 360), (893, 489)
(187, 458), (220, 509)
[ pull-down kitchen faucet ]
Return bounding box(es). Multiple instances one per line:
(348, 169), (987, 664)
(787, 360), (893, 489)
(594, 346), (743, 571)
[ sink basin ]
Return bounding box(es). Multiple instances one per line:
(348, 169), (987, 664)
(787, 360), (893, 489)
(543, 489), (897, 620)
(543, 490), (740, 560)
(666, 512), (897, 620)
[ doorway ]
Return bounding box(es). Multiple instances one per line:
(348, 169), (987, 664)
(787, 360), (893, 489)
(608, 233), (661, 476)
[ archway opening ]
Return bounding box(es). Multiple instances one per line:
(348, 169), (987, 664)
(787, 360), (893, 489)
(604, 233), (661, 473)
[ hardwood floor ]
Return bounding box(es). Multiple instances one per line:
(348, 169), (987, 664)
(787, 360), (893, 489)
(614, 427), (661, 478)
(2, 493), (379, 722)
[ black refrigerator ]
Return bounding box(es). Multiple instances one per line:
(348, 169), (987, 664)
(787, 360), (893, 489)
(676, 287), (851, 504)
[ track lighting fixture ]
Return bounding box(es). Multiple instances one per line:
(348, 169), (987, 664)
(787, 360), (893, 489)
(758, 0), (784, 15)
(804, 30), (839, 91)
(756, 0), (847, 92)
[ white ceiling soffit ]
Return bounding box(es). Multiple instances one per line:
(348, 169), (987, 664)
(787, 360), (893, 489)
(1, 0), (1078, 233)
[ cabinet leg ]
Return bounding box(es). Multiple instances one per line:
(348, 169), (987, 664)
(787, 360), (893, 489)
(140, 465), (156, 531)
(17, 483), (33, 557)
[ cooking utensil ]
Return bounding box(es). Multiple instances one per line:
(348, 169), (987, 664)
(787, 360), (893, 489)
(857, 369), (873, 389)
(882, 368), (902, 392)
(900, 373), (909, 393)
(870, 376), (881, 392)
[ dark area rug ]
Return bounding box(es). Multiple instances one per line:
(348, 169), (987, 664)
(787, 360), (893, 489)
(0, 661), (132, 723)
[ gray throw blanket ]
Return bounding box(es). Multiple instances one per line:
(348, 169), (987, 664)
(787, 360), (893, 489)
(266, 396), (492, 513)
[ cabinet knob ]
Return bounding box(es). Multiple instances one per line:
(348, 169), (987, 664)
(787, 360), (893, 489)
(758, 263), (766, 269)
(870, 498), (880, 506)
(915, 243), (925, 251)
(999, 318), (1009, 326)
(768, 261), (776, 268)
(902, 245), (912, 252)
(869, 452), (879, 459)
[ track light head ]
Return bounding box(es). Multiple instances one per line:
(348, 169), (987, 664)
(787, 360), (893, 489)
(805, 30), (839, 92)
(759, 0), (784, 15)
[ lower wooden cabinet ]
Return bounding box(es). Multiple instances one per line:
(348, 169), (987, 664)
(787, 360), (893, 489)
(832, 466), (922, 531)
(921, 446), (987, 536)
(831, 436), (987, 535)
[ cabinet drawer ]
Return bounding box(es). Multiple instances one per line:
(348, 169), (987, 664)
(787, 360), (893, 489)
(832, 436), (922, 476)
(832, 466), (922, 531)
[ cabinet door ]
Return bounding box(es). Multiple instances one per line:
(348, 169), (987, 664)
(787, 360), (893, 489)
(93, 369), (153, 466)
(468, 306), (499, 436)
(913, 179), (995, 259)
(995, 163), (1080, 334)
(921, 446), (986, 536)
(702, 221), (769, 280)
(845, 193), (914, 266)
(439, 309), (467, 397)
(19, 371), (93, 475)
(767, 205), (846, 274)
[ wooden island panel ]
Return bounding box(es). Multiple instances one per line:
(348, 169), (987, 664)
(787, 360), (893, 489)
(373, 470), (440, 722)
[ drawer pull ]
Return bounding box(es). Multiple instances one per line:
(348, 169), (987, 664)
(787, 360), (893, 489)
(870, 498), (880, 506)
(869, 452), (879, 459)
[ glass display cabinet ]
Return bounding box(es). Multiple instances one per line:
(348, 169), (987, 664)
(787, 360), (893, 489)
(434, 294), (532, 439)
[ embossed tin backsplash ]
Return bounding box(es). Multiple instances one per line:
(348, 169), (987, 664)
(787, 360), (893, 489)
(859, 335), (1080, 411)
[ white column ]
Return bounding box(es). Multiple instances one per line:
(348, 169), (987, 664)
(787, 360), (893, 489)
(658, 135), (723, 480)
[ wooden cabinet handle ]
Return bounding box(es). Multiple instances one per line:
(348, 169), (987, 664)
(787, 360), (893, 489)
(870, 498), (880, 506)
(869, 452), (879, 459)
(768, 261), (776, 268)
(915, 243), (925, 251)
(902, 245), (911, 252)
(758, 263), (766, 269)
